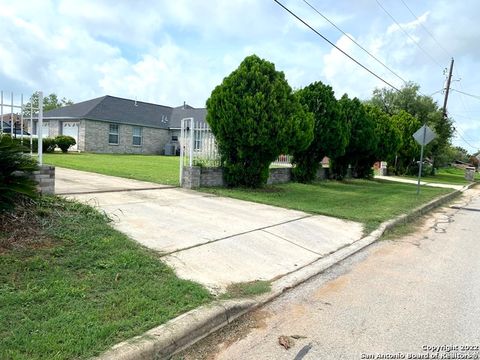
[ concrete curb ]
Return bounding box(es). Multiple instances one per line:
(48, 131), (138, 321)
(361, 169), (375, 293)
(95, 183), (476, 360)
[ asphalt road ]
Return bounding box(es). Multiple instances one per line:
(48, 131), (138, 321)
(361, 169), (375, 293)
(176, 187), (480, 360)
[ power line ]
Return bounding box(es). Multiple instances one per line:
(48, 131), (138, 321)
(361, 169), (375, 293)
(447, 110), (480, 149)
(451, 88), (480, 101)
(301, 0), (408, 85)
(454, 129), (480, 150)
(272, 0), (400, 91)
(399, 0), (451, 60)
(429, 89), (443, 97)
(394, 1), (479, 149)
(398, 0), (475, 117)
(375, 0), (443, 69)
(402, 1), (477, 129)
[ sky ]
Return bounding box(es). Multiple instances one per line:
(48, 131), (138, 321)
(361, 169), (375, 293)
(0, 0), (479, 152)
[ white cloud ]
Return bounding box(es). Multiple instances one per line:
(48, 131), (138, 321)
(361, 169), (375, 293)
(0, 0), (478, 150)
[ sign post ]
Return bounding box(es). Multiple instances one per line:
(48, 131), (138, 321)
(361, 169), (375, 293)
(413, 124), (436, 195)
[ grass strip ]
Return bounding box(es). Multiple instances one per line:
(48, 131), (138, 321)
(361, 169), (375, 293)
(201, 180), (451, 234)
(220, 281), (271, 300)
(0, 197), (211, 360)
(401, 167), (479, 185)
(43, 153), (180, 185)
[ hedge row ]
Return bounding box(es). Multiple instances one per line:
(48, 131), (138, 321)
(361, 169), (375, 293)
(5, 135), (76, 153)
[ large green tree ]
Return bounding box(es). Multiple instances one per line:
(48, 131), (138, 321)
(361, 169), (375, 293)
(390, 110), (421, 174)
(331, 95), (377, 179)
(206, 55), (314, 187)
(292, 81), (349, 182)
(366, 104), (402, 164)
(23, 92), (73, 117)
(369, 82), (454, 172)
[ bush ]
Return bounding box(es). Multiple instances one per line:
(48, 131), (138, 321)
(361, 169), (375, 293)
(43, 137), (57, 153)
(10, 137), (36, 153)
(6, 135), (57, 153)
(0, 135), (39, 211)
(206, 55), (314, 187)
(406, 162), (433, 177)
(55, 135), (76, 153)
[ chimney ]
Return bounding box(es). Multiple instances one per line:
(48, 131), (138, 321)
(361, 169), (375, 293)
(183, 101), (186, 109)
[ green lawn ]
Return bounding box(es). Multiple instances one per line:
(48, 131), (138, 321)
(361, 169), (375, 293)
(43, 153), (180, 185)
(402, 167), (479, 185)
(201, 180), (451, 233)
(0, 197), (211, 360)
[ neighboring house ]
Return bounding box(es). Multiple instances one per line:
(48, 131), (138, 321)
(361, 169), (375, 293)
(29, 95), (207, 154)
(1, 114), (21, 130)
(1, 116), (31, 137)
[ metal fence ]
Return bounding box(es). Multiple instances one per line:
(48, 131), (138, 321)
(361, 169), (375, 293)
(0, 90), (44, 164)
(179, 117), (293, 184)
(271, 154), (293, 167)
(179, 118), (221, 184)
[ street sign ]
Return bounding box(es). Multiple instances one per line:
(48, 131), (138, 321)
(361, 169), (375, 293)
(412, 124), (436, 195)
(413, 124), (436, 146)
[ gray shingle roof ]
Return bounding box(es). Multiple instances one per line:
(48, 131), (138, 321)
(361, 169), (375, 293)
(170, 107), (207, 129)
(42, 96), (106, 119)
(42, 95), (206, 130)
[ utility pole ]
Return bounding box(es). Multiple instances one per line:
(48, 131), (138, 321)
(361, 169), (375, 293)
(442, 58), (454, 119)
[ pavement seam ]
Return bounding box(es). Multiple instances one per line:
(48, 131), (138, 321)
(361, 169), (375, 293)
(57, 186), (176, 195)
(159, 215), (313, 258)
(94, 184), (476, 360)
(261, 228), (324, 256)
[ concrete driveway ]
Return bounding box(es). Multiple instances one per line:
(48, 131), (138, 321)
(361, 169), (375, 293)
(56, 167), (364, 293)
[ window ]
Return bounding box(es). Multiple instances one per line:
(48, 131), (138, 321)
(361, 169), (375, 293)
(109, 124), (119, 145)
(132, 126), (142, 146)
(171, 135), (178, 141)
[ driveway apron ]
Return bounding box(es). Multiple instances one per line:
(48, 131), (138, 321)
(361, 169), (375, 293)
(56, 167), (364, 292)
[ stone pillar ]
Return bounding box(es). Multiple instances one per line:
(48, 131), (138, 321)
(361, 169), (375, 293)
(379, 161), (388, 176)
(316, 167), (327, 180)
(182, 166), (201, 189)
(465, 167), (476, 181)
(31, 165), (55, 194)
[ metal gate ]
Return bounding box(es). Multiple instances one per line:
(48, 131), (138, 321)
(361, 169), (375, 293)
(179, 118), (220, 185)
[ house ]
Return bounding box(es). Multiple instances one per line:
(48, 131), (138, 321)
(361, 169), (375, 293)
(1, 115), (31, 137)
(1, 114), (20, 130)
(29, 95), (207, 154)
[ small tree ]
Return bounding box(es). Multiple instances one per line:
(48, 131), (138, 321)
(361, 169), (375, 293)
(206, 55), (314, 187)
(23, 92), (73, 117)
(0, 135), (38, 211)
(55, 135), (76, 153)
(292, 81), (349, 182)
(369, 83), (453, 173)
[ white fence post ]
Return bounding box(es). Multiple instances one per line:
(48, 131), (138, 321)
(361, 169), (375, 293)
(38, 91), (43, 166)
(179, 117), (194, 186)
(30, 101), (33, 155)
(189, 120), (194, 167)
(10, 92), (14, 137)
(20, 93), (24, 145)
